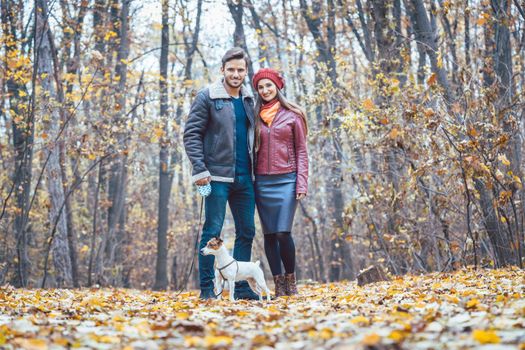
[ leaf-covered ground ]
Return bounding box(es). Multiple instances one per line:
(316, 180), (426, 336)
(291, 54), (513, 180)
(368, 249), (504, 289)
(0, 268), (523, 350)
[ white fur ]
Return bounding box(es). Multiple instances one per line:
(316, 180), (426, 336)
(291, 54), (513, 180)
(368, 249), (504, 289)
(201, 244), (271, 302)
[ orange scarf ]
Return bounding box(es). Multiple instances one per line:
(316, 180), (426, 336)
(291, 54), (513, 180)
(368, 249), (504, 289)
(260, 100), (281, 127)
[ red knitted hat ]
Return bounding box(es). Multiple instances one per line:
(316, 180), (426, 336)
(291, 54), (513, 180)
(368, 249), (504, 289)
(252, 68), (285, 90)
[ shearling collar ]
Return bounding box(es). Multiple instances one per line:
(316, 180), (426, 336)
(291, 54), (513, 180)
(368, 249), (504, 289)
(209, 79), (253, 100)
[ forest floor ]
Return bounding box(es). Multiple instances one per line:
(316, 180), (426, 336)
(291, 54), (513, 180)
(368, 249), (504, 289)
(0, 268), (523, 350)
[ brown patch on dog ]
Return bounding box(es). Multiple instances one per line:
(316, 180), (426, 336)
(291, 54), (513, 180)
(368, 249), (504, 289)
(206, 237), (223, 250)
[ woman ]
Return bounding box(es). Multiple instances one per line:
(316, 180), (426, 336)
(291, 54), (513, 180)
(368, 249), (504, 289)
(252, 68), (308, 297)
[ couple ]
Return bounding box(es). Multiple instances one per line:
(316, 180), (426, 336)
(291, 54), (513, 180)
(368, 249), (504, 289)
(183, 47), (308, 300)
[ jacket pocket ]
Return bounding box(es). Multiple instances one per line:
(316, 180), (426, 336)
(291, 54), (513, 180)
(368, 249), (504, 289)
(205, 136), (220, 164)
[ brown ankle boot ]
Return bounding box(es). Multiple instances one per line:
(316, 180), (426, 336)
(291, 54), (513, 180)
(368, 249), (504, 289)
(284, 273), (298, 296)
(273, 275), (286, 298)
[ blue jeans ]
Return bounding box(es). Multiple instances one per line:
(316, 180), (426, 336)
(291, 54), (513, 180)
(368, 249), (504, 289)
(199, 175), (256, 292)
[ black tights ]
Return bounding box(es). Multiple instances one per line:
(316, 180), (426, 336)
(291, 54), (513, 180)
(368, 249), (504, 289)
(264, 232), (295, 276)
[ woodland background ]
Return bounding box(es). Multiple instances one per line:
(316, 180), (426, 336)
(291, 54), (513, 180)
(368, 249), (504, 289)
(0, 0), (524, 290)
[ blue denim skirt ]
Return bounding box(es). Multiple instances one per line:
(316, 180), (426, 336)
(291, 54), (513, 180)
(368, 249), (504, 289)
(255, 172), (298, 234)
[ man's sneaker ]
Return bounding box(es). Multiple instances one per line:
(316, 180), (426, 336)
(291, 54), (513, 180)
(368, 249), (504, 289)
(234, 288), (259, 300)
(199, 289), (217, 300)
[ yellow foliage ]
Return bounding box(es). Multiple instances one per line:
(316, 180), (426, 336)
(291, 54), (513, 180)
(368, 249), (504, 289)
(351, 316), (370, 326)
(204, 335), (233, 347)
(362, 333), (381, 345)
(362, 98), (376, 111)
(472, 329), (501, 344)
(13, 338), (48, 350)
(498, 154), (511, 166)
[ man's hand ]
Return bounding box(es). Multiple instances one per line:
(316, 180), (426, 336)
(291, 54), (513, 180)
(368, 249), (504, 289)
(296, 193), (306, 200)
(195, 176), (211, 186)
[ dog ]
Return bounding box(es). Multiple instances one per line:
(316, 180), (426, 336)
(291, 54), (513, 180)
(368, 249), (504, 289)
(200, 237), (271, 302)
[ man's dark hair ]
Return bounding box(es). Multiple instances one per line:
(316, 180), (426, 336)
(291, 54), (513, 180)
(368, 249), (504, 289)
(222, 47), (250, 67)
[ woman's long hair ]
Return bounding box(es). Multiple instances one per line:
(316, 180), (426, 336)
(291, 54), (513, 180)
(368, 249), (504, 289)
(254, 90), (308, 152)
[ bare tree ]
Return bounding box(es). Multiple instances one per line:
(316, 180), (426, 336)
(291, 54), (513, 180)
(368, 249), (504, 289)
(154, 0), (171, 291)
(1, 0), (33, 287)
(227, 0), (255, 85)
(36, 0), (73, 287)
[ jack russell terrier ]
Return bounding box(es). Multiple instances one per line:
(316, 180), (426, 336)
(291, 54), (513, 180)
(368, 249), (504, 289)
(200, 237), (271, 301)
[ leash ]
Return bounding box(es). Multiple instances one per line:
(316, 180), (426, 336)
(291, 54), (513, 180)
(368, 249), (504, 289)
(174, 196), (204, 297)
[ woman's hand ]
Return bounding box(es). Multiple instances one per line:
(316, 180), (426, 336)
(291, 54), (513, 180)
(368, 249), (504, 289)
(296, 193), (306, 200)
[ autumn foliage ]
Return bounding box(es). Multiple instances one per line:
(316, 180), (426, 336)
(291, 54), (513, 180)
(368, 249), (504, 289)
(0, 0), (524, 291)
(0, 268), (523, 349)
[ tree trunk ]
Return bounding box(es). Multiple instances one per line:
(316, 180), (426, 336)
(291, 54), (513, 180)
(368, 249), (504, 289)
(299, 0), (350, 281)
(98, 0), (131, 286)
(154, 0), (171, 291)
(409, 0), (454, 102)
(245, 0), (269, 66)
(36, 0), (73, 288)
(1, 0), (33, 287)
(227, 0), (255, 86)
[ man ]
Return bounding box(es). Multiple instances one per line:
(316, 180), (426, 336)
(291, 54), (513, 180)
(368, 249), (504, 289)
(183, 47), (258, 300)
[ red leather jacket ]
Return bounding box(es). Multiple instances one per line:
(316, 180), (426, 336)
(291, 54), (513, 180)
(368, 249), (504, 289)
(255, 108), (308, 194)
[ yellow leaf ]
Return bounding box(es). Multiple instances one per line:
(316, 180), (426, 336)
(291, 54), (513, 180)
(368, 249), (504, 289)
(53, 338), (69, 346)
(389, 127), (400, 139)
(319, 328), (333, 340)
(104, 31), (118, 41)
(97, 335), (120, 344)
(80, 245), (89, 253)
(154, 127), (165, 138)
(362, 333), (381, 345)
(204, 335), (233, 347)
(362, 98), (375, 111)
(498, 154), (510, 166)
(388, 330), (407, 343)
(477, 13), (490, 26)
(176, 312), (190, 320)
(184, 336), (202, 347)
(477, 17), (487, 25)
(351, 316), (370, 325)
(472, 329), (501, 344)
(13, 338), (48, 350)
(466, 298), (479, 309)
(513, 175), (522, 189)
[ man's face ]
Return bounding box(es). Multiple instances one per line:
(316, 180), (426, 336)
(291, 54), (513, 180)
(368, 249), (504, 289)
(221, 58), (247, 89)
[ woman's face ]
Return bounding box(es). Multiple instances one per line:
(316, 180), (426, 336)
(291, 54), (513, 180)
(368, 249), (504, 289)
(257, 79), (278, 103)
